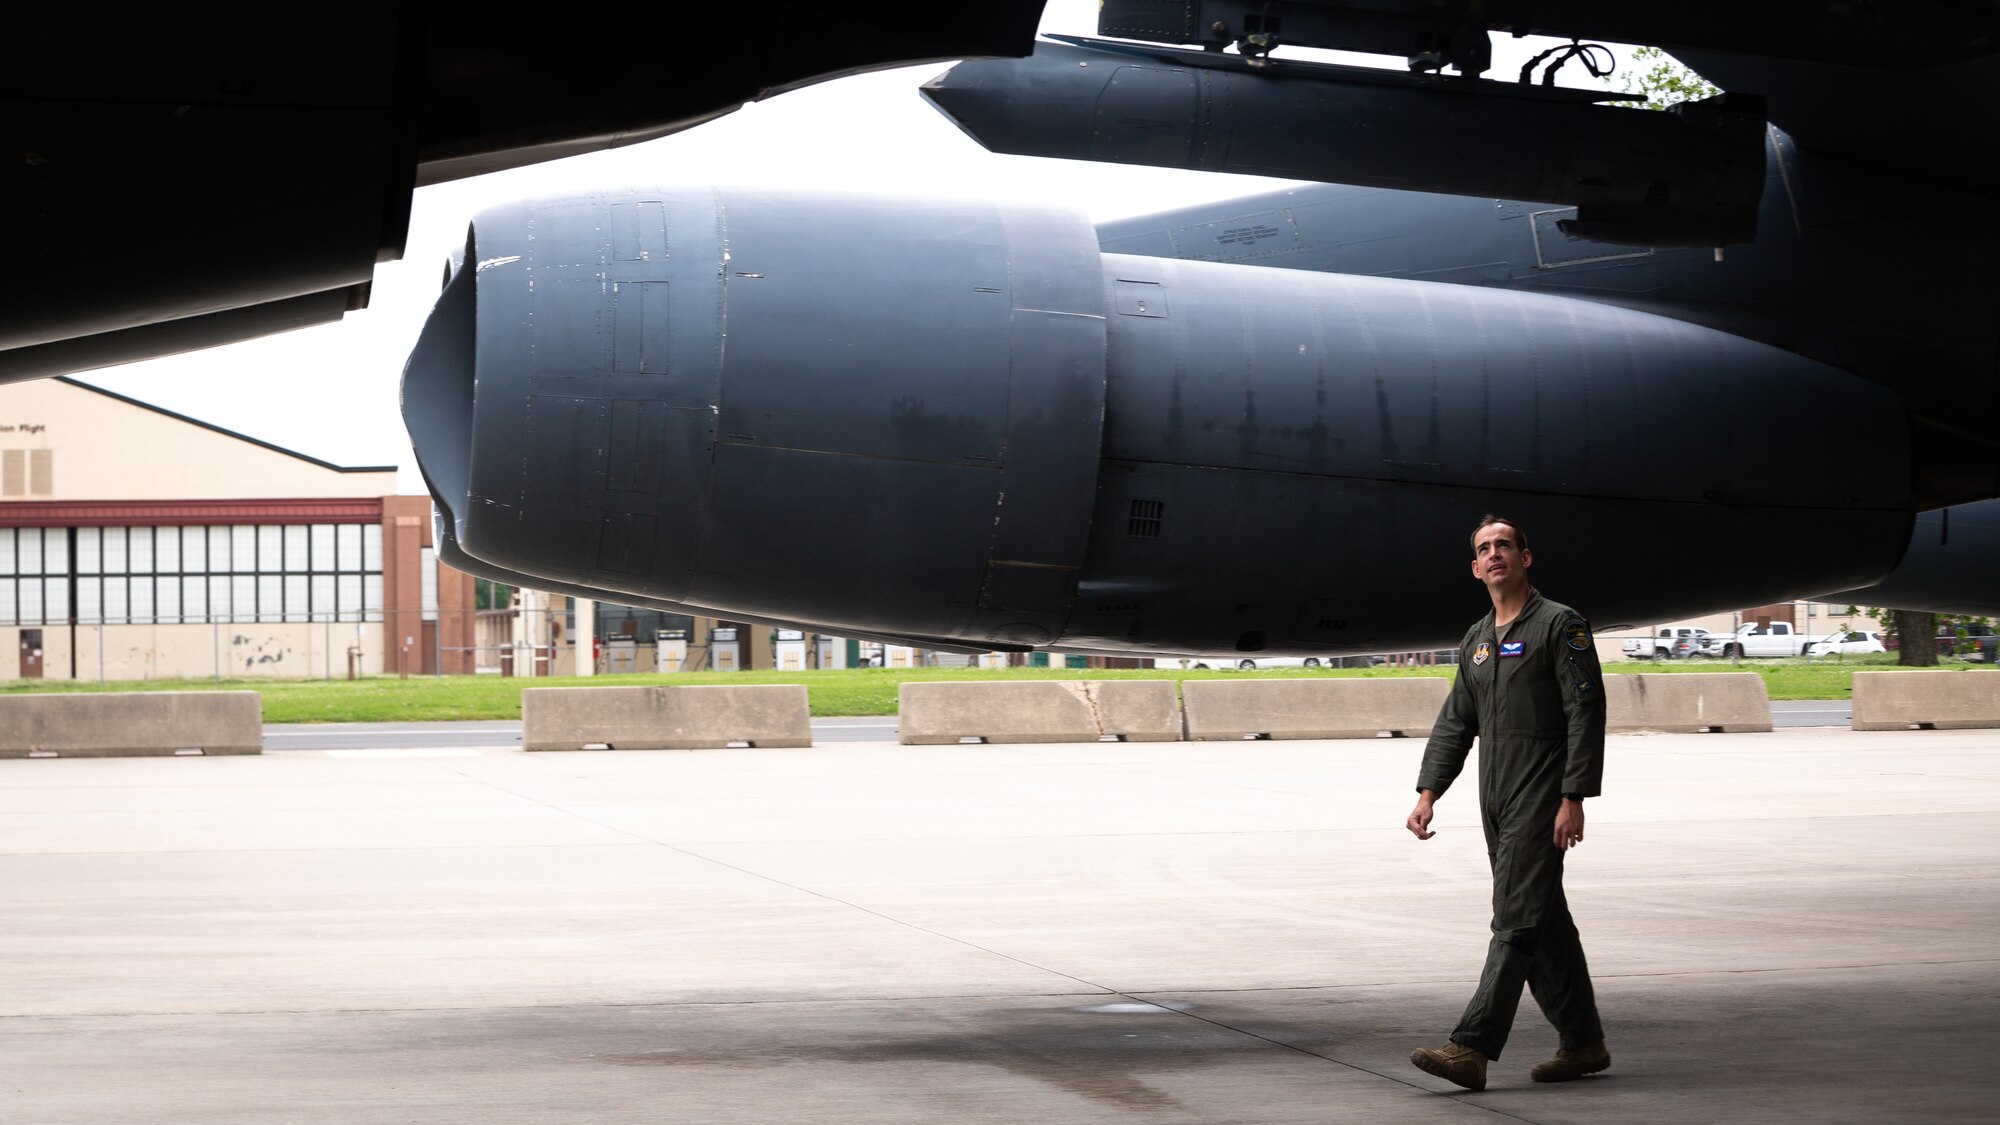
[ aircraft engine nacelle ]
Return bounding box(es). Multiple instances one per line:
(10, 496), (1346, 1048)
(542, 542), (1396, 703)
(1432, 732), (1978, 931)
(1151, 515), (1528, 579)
(404, 188), (1110, 650)
(404, 188), (1913, 656)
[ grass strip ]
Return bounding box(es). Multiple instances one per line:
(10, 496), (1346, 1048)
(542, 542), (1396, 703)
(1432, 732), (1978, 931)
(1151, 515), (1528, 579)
(0, 665), (1445, 722)
(1607, 653), (1993, 701)
(0, 656), (1986, 721)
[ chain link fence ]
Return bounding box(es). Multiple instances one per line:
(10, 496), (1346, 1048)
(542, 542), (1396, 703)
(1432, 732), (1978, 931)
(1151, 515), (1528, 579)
(15, 599), (1914, 684)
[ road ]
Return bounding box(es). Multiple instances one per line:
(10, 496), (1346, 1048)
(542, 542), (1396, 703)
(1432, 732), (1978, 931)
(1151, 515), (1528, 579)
(1769, 699), (1854, 727)
(261, 715), (902, 750)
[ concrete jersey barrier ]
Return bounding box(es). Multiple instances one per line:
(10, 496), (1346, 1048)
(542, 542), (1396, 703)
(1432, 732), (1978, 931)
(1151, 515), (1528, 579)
(1604, 673), (1770, 733)
(523, 685), (811, 750)
(0, 691), (262, 757)
(898, 680), (1181, 744)
(1852, 670), (2000, 730)
(1181, 677), (1449, 740)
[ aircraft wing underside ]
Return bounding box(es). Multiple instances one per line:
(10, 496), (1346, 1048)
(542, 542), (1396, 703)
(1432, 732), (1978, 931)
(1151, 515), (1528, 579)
(11, 1), (1998, 380)
(0, 1), (1043, 383)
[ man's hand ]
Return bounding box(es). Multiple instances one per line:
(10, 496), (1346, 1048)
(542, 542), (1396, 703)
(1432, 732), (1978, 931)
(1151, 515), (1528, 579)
(1553, 798), (1585, 850)
(1406, 790), (1437, 840)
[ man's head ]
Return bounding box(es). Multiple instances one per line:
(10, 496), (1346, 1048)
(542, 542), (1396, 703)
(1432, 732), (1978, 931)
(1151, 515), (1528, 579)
(1469, 515), (1531, 596)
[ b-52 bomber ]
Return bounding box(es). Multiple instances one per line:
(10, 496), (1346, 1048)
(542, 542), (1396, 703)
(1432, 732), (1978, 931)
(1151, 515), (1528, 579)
(401, 1), (2000, 660)
(10, 2), (1996, 660)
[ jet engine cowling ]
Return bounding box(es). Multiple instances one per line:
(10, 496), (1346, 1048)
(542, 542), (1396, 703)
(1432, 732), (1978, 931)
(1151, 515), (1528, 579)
(404, 187), (1914, 657)
(403, 188), (1108, 649)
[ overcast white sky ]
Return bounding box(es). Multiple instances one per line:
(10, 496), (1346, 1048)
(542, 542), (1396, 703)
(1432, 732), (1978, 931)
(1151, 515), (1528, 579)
(78, 0), (1634, 488)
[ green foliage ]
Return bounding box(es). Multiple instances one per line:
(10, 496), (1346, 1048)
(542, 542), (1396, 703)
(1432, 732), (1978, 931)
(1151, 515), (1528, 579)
(1618, 45), (1721, 109)
(3, 659), (1993, 721)
(0, 665), (1452, 721)
(1946, 615), (1994, 651)
(1849, 605), (1991, 664)
(1607, 652), (1990, 697)
(474, 579), (512, 611)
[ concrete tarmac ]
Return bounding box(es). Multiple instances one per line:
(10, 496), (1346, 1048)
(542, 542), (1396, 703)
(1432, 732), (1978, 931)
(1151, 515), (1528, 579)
(3, 728), (1995, 1123)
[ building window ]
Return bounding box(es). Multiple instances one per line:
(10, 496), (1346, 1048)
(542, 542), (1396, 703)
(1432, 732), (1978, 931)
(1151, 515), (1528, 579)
(0, 528), (68, 626)
(2, 523), (386, 626)
(421, 546), (438, 619)
(1, 450), (55, 497)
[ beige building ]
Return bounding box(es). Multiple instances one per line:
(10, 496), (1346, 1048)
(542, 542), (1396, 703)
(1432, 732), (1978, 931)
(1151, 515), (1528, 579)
(0, 377), (472, 681)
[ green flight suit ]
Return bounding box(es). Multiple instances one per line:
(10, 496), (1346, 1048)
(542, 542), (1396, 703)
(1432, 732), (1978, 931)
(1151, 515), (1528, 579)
(1416, 588), (1607, 1059)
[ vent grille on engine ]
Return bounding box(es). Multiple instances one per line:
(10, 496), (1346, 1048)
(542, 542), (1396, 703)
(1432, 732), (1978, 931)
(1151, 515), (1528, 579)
(1126, 499), (1164, 537)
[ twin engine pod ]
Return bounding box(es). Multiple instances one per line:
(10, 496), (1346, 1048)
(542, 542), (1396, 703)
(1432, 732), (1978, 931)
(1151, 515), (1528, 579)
(403, 187), (1913, 657)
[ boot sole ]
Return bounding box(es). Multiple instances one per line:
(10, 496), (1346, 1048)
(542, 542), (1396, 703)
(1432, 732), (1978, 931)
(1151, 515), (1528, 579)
(1530, 1055), (1611, 1083)
(1410, 1049), (1487, 1091)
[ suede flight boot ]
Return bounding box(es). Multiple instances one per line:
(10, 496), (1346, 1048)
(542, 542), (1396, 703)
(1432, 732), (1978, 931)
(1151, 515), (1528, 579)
(1530, 1040), (1611, 1082)
(1410, 1042), (1488, 1091)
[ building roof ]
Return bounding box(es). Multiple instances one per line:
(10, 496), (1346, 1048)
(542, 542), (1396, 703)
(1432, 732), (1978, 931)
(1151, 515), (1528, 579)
(0, 497), (385, 526)
(55, 376), (397, 474)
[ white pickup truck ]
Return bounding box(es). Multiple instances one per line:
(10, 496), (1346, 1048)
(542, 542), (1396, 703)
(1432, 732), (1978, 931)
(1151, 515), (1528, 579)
(1715, 622), (1836, 658)
(1622, 627), (1714, 660)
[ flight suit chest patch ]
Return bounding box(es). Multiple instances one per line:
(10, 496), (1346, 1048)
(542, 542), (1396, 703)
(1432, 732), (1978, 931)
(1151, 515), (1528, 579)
(1473, 642), (1491, 665)
(1499, 640), (1525, 658)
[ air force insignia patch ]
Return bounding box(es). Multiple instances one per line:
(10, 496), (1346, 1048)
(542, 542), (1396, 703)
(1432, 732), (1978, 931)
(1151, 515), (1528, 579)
(1499, 640), (1525, 658)
(1473, 642), (1491, 665)
(1565, 616), (1593, 652)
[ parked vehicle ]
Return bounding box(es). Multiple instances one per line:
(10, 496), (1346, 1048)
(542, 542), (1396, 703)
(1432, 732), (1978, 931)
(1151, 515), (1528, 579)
(1229, 656), (1327, 669)
(1623, 627), (1714, 660)
(1172, 654), (1395, 669)
(1882, 623), (1998, 662)
(1169, 655), (1330, 669)
(1805, 629), (1887, 657)
(1938, 623), (1998, 662)
(1717, 622), (1836, 658)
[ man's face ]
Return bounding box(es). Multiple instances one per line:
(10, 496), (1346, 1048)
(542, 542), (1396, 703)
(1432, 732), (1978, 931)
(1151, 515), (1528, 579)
(1470, 523), (1531, 593)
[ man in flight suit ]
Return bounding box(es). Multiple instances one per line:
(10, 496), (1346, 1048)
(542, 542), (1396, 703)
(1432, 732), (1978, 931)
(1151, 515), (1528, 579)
(1405, 515), (1610, 1091)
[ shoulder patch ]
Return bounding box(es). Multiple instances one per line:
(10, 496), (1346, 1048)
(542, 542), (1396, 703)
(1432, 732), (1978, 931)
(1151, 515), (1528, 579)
(1564, 615), (1593, 652)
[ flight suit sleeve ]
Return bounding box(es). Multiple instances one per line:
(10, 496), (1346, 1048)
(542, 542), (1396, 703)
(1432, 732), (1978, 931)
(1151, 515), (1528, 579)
(1555, 611), (1607, 797)
(1415, 631), (1479, 797)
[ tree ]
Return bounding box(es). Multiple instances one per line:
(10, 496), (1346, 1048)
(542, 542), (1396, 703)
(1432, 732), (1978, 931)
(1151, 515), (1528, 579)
(1850, 605), (1997, 666)
(475, 578), (512, 611)
(1617, 46), (1721, 109)
(1892, 609), (1939, 667)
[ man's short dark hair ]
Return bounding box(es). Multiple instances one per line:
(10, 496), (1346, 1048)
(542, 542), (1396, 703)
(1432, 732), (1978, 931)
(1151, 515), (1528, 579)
(1469, 515), (1528, 554)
